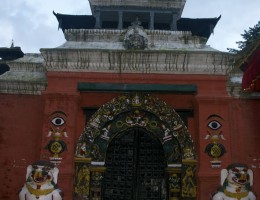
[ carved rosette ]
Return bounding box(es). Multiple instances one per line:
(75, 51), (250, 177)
(123, 19), (148, 50)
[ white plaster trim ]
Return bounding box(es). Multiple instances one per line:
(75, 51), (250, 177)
(63, 29), (209, 50)
(41, 49), (233, 75)
(0, 81), (46, 95)
(91, 161), (105, 166)
(168, 164), (182, 168)
(0, 54), (47, 95)
(89, 0), (185, 9)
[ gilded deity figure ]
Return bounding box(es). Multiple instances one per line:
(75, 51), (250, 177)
(76, 142), (90, 157)
(212, 163), (256, 200)
(182, 166), (196, 197)
(74, 165), (90, 198)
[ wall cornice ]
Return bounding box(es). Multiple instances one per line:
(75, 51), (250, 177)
(89, 0), (186, 10)
(63, 29), (206, 47)
(0, 54), (47, 95)
(41, 49), (234, 75)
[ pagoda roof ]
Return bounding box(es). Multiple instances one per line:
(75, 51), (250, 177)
(54, 12), (220, 39)
(0, 63), (9, 75)
(0, 46), (24, 75)
(53, 12), (96, 30)
(177, 16), (221, 39)
(0, 46), (24, 60)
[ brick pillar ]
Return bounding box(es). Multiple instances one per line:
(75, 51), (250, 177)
(194, 95), (232, 199)
(40, 93), (79, 200)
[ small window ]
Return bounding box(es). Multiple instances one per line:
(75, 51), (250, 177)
(84, 108), (98, 124)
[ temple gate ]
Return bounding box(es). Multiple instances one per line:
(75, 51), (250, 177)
(74, 93), (197, 200)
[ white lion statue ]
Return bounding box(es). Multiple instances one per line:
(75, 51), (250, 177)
(19, 160), (63, 200)
(212, 163), (256, 200)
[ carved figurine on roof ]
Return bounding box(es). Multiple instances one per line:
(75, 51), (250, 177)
(212, 163), (256, 200)
(19, 160), (63, 200)
(123, 17), (148, 50)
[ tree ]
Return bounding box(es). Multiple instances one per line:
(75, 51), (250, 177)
(228, 21), (260, 53)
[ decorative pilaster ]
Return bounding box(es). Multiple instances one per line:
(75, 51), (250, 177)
(167, 167), (182, 200)
(149, 11), (155, 30)
(181, 160), (197, 199)
(95, 10), (101, 28)
(74, 158), (91, 199)
(89, 166), (106, 200)
(118, 11), (123, 29)
(41, 93), (80, 198)
(171, 14), (178, 31)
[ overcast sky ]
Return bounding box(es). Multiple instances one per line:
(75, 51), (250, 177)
(0, 0), (259, 53)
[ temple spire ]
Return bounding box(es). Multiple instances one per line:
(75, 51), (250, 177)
(10, 39), (14, 48)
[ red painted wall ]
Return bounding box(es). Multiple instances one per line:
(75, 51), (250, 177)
(0, 94), (44, 200)
(43, 71), (229, 199)
(229, 99), (260, 196)
(1, 71), (259, 199)
(40, 93), (80, 199)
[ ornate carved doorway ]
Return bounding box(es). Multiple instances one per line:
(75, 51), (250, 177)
(103, 128), (166, 200)
(74, 93), (197, 200)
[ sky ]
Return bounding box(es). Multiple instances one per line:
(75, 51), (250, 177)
(0, 0), (259, 53)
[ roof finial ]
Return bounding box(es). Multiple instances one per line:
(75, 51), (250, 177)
(10, 39), (14, 48)
(131, 16), (141, 27)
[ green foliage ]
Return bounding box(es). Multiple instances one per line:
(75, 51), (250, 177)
(237, 21), (260, 49)
(228, 20), (260, 53)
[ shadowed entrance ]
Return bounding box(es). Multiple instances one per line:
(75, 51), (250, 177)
(102, 128), (166, 200)
(74, 93), (197, 200)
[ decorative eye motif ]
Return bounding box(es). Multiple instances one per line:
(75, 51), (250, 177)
(231, 167), (240, 173)
(51, 117), (65, 126)
(208, 120), (222, 130)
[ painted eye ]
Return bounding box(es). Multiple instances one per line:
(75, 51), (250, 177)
(243, 169), (248, 172)
(231, 168), (240, 173)
(32, 165), (38, 169)
(43, 167), (51, 172)
(51, 117), (65, 126)
(208, 120), (222, 130)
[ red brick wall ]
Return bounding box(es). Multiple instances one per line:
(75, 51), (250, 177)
(0, 94), (44, 200)
(229, 99), (260, 197)
(40, 93), (80, 199)
(1, 71), (259, 199)
(44, 72), (230, 199)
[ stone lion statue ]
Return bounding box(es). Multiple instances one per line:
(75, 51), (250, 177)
(19, 160), (63, 200)
(212, 163), (256, 200)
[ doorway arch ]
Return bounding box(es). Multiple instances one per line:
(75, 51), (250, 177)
(103, 127), (166, 200)
(74, 93), (197, 200)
